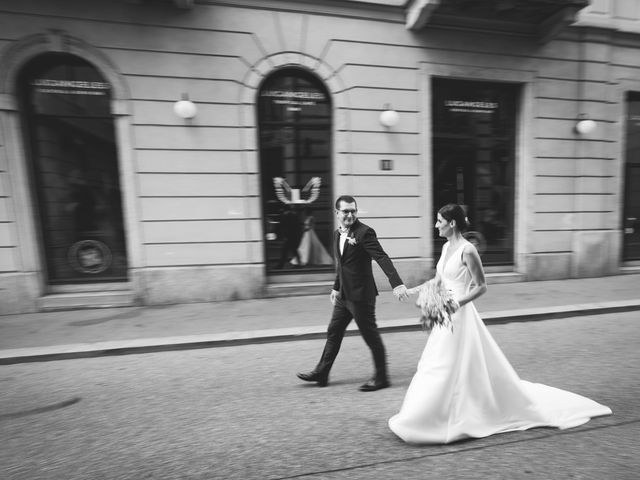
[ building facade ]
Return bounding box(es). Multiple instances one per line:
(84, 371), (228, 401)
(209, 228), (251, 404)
(0, 0), (639, 314)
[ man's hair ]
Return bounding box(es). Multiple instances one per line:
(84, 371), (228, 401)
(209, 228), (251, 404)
(335, 195), (357, 209)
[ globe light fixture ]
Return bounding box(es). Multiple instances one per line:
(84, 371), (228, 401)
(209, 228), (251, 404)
(575, 115), (596, 135)
(379, 104), (400, 128)
(174, 93), (197, 119)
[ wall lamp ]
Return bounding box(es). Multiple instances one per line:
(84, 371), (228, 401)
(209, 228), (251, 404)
(575, 114), (596, 135)
(174, 93), (198, 119)
(379, 104), (400, 128)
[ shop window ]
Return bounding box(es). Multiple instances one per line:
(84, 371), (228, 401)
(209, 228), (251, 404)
(18, 53), (127, 283)
(432, 78), (518, 265)
(258, 68), (333, 273)
(623, 92), (640, 261)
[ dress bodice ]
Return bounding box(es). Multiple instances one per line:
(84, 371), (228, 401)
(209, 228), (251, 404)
(436, 241), (473, 297)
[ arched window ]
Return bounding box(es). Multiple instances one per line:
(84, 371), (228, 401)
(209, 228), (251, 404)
(258, 68), (334, 273)
(18, 53), (127, 283)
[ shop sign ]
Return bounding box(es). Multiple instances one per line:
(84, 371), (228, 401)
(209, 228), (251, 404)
(445, 100), (498, 114)
(261, 89), (326, 111)
(32, 78), (110, 96)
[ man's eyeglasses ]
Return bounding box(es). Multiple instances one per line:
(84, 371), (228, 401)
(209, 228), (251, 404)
(338, 209), (357, 215)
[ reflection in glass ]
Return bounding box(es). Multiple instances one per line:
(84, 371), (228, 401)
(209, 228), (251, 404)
(258, 69), (334, 273)
(19, 53), (127, 283)
(624, 92), (640, 260)
(432, 78), (517, 265)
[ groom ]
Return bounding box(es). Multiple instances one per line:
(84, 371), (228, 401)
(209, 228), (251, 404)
(297, 195), (409, 391)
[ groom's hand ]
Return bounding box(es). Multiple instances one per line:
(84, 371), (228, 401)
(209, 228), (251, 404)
(393, 285), (409, 301)
(330, 289), (339, 305)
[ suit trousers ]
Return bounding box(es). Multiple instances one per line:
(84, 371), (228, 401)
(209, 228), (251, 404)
(315, 297), (388, 380)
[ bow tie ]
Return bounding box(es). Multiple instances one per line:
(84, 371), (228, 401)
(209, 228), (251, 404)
(338, 226), (349, 236)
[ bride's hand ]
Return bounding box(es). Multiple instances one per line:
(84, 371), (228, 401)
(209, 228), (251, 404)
(393, 285), (409, 301)
(451, 295), (462, 311)
(406, 287), (420, 295)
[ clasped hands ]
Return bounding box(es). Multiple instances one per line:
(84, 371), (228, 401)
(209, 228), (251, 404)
(329, 286), (410, 304)
(393, 285), (409, 302)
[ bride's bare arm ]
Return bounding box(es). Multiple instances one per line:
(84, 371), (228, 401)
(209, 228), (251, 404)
(407, 272), (440, 295)
(457, 245), (487, 307)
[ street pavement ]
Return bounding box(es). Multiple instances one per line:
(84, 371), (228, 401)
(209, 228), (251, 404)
(1, 311), (638, 480)
(0, 274), (639, 364)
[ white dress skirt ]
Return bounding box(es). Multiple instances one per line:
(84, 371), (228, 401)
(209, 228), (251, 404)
(291, 219), (333, 266)
(388, 241), (612, 444)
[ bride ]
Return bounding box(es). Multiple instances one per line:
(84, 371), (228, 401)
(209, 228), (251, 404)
(388, 203), (612, 444)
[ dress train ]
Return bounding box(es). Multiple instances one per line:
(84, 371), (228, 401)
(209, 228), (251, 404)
(388, 241), (612, 444)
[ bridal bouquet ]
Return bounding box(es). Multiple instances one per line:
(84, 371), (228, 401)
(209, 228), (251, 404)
(413, 278), (459, 332)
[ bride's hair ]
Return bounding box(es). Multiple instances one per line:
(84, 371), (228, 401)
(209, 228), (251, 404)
(438, 203), (470, 232)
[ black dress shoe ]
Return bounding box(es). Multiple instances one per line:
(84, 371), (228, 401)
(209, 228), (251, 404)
(359, 378), (390, 392)
(296, 371), (329, 387)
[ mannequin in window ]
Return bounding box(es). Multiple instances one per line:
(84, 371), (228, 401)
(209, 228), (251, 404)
(291, 207), (333, 266)
(277, 204), (303, 269)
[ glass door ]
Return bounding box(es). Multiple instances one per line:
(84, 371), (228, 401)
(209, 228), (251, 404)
(258, 69), (334, 274)
(623, 92), (640, 260)
(432, 78), (518, 265)
(19, 53), (127, 283)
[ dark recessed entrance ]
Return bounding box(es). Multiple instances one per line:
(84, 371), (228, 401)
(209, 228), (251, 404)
(623, 92), (640, 261)
(432, 78), (518, 265)
(18, 53), (127, 284)
(258, 68), (334, 274)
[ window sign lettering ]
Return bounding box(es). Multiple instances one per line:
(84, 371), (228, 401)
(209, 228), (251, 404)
(261, 89), (326, 108)
(445, 100), (498, 114)
(32, 78), (110, 96)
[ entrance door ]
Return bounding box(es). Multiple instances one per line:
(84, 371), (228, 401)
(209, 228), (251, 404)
(18, 53), (128, 283)
(432, 78), (518, 265)
(258, 69), (334, 274)
(623, 92), (640, 260)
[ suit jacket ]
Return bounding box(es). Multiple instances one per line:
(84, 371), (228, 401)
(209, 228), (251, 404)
(332, 219), (403, 302)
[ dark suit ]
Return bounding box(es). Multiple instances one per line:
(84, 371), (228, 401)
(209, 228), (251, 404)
(315, 219), (404, 382)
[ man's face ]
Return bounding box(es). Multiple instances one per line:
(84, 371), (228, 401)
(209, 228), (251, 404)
(336, 201), (357, 229)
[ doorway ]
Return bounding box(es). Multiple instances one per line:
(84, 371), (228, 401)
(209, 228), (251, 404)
(623, 92), (640, 261)
(18, 53), (128, 284)
(258, 68), (334, 274)
(431, 78), (518, 265)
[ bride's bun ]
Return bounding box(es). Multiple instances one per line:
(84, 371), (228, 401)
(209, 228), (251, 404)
(438, 203), (470, 232)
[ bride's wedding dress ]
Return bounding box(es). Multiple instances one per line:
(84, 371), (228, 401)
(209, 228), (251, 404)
(388, 241), (612, 444)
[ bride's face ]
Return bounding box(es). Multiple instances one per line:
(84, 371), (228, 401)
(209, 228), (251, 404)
(435, 213), (453, 238)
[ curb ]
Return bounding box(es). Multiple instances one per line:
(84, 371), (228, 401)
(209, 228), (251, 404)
(1, 300), (639, 365)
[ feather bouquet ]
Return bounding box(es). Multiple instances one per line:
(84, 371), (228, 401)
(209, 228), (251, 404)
(413, 278), (459, 332)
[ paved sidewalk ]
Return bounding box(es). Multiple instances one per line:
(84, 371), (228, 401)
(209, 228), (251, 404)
(1, 274), (639, 364)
